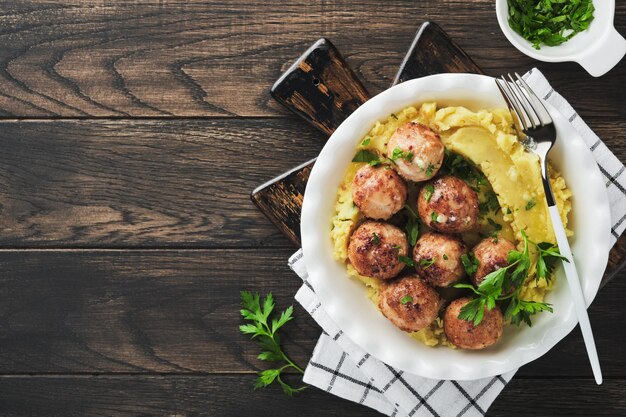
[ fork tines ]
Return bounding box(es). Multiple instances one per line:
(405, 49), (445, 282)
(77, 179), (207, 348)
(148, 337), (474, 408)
(495, 72), (553, 130)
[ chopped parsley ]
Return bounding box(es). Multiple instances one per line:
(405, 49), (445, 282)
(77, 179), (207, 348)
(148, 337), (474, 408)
(372, 232), (380, 245)
(487, 218), (502, 231)
(440, 149), (487, 191)
(525, 199), (537, 211)
(443, 254), (449, 260)
(400, 295), (413, 305)
(403, 204), (419, 246)
(352, 150), (379, 165)
(508, 0), (595, 50)
(361, 137), (371, 146)
(425, 163), (435, 177)
(423, 184), (435, 203)
(461, 252), (479, 276)
(398, 255), (415, 267)
(391, 147), (414, 162)
(418, 258), (436, 269)
(430, 212), (439, 223)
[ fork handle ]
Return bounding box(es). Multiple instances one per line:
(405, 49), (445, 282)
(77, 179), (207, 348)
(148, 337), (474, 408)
(547, 204), (603, 385)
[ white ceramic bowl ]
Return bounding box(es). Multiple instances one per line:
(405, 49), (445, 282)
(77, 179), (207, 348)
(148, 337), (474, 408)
(495, 0), (626, 77)
(301, 73), (611, 380)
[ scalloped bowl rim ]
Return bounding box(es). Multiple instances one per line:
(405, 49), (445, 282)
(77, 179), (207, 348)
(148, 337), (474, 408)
(300, 73), (611, 381)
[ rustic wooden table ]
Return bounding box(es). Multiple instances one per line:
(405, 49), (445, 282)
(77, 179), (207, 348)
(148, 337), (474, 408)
(0, 1), (624, 416)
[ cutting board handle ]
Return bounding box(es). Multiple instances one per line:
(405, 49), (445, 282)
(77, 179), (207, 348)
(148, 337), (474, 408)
(271, 38), (371, 137)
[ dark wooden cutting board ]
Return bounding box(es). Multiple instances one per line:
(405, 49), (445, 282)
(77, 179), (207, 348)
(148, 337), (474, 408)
(251, 21), (626, 286)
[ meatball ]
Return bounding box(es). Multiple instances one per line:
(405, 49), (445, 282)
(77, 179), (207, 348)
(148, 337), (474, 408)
(352, 164), (408, 220)
(443, 297), (504, 350)
(412, 232), (468, 287)
(471, 237), (516, 287)
(348, 221), (409, 279)
(378, 275), (442, 332)
(386, 122), (444, 182)
(417, 176), (479, 233)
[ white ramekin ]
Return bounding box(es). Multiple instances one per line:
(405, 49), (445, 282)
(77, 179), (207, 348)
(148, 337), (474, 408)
(495, 0), (626, 77)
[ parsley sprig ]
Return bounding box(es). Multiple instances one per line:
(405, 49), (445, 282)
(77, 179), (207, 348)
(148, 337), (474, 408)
(454, 231), (567, 326)
(239, 292), (308, 396)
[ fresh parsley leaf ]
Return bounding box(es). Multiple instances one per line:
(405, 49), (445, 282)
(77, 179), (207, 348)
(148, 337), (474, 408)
(534, 241), (568, 282)
(240, 292), (307, 395)
(453, 283), (481, 295)
(400, 295), (413, 305)
(458, 297), (486, 326)
(423, 184), (435, 203)
(352, 149), (380, 164)
(398, 255), (415, 267)
(477, 267), (508, 299)
(505, 298), (553, 327)
(361, 137), (371, 146)
(525, 199), (536, 211)
(418, 258), (435, 269)
(461, 252), (479, 276)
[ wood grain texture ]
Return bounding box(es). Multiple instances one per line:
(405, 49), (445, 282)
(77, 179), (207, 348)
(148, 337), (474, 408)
(0, 119), (323, 248)
(0, 249), (624, 377)
(393, 21), (483, 83)
(0, 1), (622, 117)
(271, 38), (369, 136)
(0, 375), (624, 416)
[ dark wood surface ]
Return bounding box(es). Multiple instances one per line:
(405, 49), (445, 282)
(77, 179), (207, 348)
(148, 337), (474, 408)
(0, 1), (625, 416)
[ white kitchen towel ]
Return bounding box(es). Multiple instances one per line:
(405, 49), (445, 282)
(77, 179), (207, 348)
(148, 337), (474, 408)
(288, 68), (626, 417)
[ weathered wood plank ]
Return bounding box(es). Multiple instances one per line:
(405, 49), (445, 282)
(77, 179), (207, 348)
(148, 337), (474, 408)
(0, 375), (623, 416)
(0, 118), (624, 247)
(0, 249), (623, 377)
(0, 0), (623, 117)
(0, 119), (322, 247)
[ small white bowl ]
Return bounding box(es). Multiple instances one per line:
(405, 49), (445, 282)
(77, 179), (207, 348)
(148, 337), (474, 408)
(301, 73), (611, 380)
(495, 0), (626, 77)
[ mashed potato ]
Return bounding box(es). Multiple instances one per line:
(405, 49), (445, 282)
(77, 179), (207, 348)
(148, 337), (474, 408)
(331, 103), (572, 347)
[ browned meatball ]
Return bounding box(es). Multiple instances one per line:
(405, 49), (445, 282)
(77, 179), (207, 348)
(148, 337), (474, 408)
(412, 232), (468, 287)
(443, 297), (504, 350)
(417, 176), (479, 233)
(378, 275), (442, 332)
(352, 164), (408, 220)
(348, 221), (409, 279)
(471, 237), (516, 287)
(386, 122), (444, 182)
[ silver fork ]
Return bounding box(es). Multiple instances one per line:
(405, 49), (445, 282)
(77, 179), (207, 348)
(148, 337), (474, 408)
(495, 73), (603, 385)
